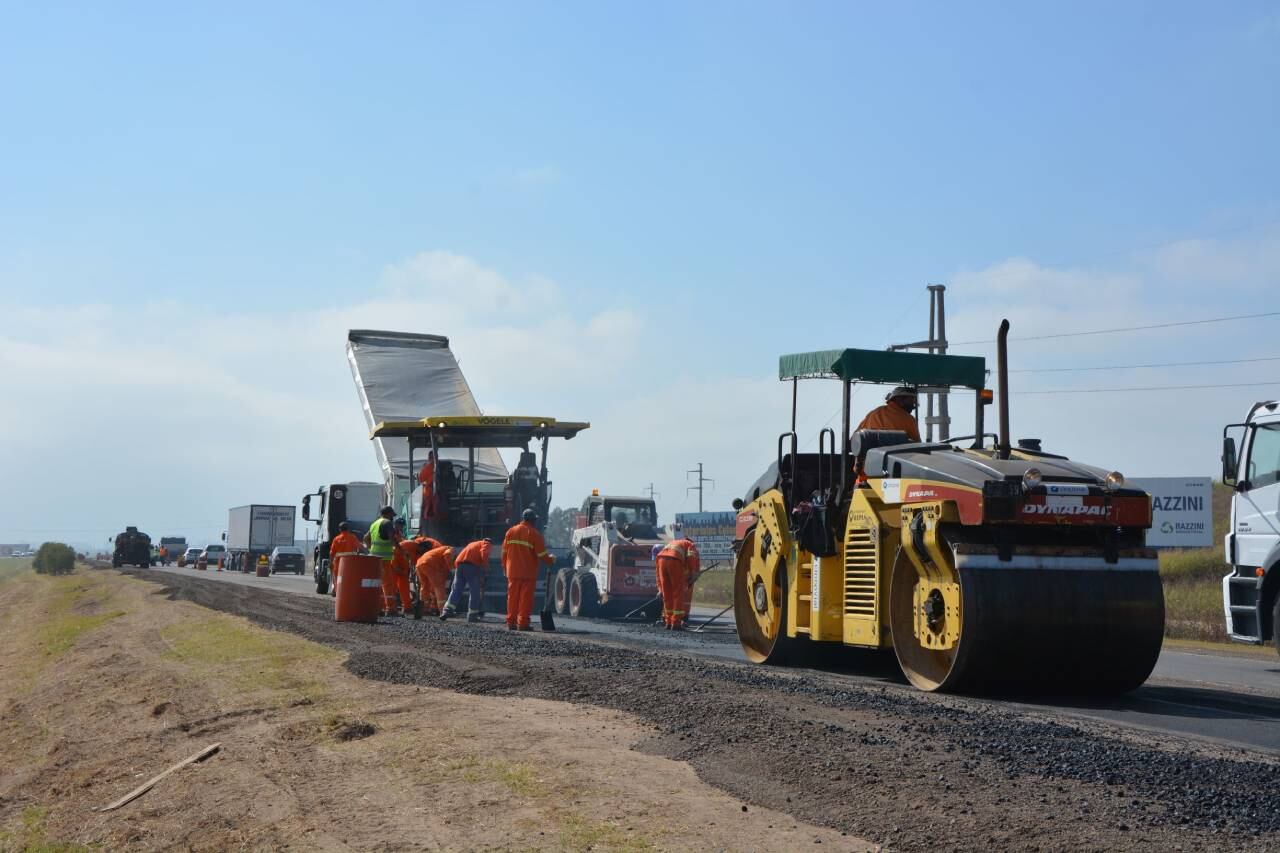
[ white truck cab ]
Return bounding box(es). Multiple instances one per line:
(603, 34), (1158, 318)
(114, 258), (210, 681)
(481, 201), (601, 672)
(1222, 400), (1280, 650)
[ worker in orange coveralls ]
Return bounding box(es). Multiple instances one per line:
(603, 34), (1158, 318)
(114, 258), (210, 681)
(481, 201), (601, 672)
(855, 386), (921, 443)
(385, 524), (437, 616)
(441, 538), (492, 622)
(327, 521), (363, 596)
(415, 543), (455, 617)
(655, 538), (700, 630)
(418, 451), (437, 532)
(502, 509), (554, 631)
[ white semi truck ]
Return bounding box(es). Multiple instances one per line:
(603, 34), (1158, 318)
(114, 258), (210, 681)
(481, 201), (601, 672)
(1222, 400), (1280, 653)
(302, 481), (383, 594)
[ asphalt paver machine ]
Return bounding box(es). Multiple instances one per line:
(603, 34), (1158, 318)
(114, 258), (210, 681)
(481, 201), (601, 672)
(370, 415), (589, 612)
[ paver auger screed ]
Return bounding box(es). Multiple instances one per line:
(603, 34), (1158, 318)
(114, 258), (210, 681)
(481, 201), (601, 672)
(732, 320), (1165, 693)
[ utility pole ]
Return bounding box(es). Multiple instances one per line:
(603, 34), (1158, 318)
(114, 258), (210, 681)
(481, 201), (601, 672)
(686, 463), (714, 512)
(889, 284), (950, 441)
(643, 482), (661, 501)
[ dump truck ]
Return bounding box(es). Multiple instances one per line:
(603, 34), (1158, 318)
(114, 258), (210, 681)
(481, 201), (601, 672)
(347, 330), (506, 531)
(302, 481), (383, 594)
(370, 415), (589, 612)
(1221, 401), (1280, 652)
(556, 493), (665, 617)
(223, 504), (297, 573)
(732, 320), (1164, 693)
(112, 526), (152, 569)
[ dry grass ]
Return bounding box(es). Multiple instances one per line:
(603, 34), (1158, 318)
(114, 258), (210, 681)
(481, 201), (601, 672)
(1159, 548), (1228, 642)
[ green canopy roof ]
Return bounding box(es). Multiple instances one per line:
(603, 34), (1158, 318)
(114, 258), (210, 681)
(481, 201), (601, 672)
(778, 348), (987, 389)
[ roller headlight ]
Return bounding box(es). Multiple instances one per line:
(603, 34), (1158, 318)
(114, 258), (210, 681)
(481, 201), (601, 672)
(1022, 468), (1042, 490)
(1104, 471), (1125, 491)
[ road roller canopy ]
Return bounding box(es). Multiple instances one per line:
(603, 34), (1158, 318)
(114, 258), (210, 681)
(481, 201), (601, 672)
(778, 348), (987, 390)
(370, 415), (590, 449)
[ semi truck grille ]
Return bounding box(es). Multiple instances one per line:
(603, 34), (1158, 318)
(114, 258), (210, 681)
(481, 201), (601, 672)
(844, 528), (876, 617)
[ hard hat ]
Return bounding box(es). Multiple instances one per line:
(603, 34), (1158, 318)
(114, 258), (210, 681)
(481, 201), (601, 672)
(886, 385), (918, 402)
(651, 544), (663, 560)
(521, 508), (537, 523)
(338, 521), (350, 531)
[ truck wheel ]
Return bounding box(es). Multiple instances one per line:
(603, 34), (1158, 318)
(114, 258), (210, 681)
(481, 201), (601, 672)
(315, 572), (329, 595)
(1273, 595), (1280, 658)
(554, 569), (574, 615)
(569, 572), (598, 618)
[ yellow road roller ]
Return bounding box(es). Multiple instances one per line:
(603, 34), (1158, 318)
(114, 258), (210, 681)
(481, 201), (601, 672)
(733, 321), (1164, 693)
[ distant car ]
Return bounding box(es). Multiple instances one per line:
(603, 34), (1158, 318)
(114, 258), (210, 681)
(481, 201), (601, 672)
(197, 544), (227, 570)
(269, 546), (306, 575)
(180, 547), (201, 567)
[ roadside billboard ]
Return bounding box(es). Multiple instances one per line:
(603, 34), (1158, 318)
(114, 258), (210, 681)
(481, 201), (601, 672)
(1130, 477), (1213, 548)
(674, 511), (737, 564)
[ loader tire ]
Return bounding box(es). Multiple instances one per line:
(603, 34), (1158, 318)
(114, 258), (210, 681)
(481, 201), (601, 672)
(569, 572), (598, 617)
(554, 569), (573, 615)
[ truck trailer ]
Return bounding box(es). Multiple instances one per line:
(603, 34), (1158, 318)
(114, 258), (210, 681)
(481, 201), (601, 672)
(223, 504), (296, 573)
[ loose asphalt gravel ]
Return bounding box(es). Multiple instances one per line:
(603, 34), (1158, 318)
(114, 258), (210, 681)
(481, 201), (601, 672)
(133, 567), (1280, 852)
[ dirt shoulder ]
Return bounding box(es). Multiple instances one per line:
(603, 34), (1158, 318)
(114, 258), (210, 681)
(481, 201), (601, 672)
(136, 566), (1280, 853)
(0, 566), (867, 851)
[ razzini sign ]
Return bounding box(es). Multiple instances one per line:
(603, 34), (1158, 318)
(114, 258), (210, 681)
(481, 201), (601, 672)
(674, 511), (738, 563)
(1130, 477), (1213, 548)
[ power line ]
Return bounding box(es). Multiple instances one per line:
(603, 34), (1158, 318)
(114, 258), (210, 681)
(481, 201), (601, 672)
(1011, 355), (1280, 373)
(1016, 380), (1280, 395)
(951, 311), (1280, 346)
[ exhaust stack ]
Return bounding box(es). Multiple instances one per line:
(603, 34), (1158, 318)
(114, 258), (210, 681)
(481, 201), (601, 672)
(997, 319), (1011, 460)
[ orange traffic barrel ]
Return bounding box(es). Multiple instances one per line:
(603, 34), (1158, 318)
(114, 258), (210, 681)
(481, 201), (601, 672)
(255, 556), (270, 577)
(335, 555), (382, 623)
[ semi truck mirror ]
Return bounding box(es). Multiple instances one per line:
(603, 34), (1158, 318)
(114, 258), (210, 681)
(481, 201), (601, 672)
(1222, 436), (1238, 487)
(302, 495), (311, 520)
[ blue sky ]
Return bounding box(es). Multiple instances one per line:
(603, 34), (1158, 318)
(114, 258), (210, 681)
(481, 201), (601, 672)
(1, 2), (1278, 547)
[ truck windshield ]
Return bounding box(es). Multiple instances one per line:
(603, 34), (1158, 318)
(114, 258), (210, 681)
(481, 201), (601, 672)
(1248, 424), (1280, 489)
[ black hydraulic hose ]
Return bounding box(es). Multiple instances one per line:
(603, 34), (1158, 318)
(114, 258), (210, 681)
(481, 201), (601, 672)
(997, 319), (1011, 460)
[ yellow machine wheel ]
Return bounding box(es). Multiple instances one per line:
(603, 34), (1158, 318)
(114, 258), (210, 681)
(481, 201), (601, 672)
(889, 554), (970, 692)
(734, 529), (799, 664)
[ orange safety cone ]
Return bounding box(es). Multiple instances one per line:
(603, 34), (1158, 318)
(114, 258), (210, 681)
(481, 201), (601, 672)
(217, 556), (224, 572)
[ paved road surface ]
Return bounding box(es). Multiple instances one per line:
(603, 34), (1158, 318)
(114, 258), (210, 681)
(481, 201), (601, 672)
(146, 563), (1280, 754)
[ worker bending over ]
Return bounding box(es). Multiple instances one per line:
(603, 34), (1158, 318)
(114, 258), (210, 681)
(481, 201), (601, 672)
(415, 543), (454, 617)
(655, 538), (701, 630)
(365, 506), (402, 616)
(856, 386), (921, 443)
(441, 538), (491, 622)
(502, 509), (554, 631)
(386, 525), (435, 617)
(328, 521), (363, 595)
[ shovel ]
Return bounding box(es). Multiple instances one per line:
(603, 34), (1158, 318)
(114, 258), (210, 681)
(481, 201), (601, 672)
(539, 562), (556, 631)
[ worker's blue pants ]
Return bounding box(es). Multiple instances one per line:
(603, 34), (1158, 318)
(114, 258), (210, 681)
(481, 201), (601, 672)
(444, 562), (485, 615)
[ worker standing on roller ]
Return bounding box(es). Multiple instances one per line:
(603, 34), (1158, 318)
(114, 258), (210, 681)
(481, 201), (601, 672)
(415, 543), (454, 617)
(366, 506), (402, 616)
(502, 509), (554, 631)
(856, 386), (921, 443)
(655, 538), (700, 630)
(441, 538), (491, 623)
(328, 521), (363, 594)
